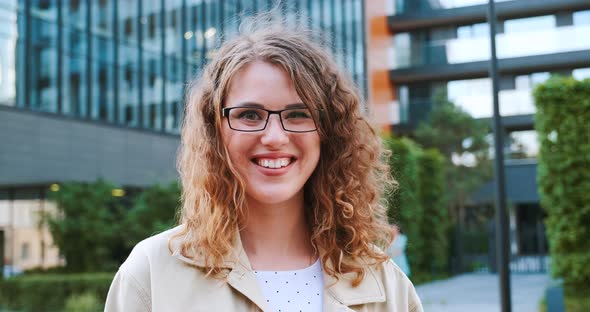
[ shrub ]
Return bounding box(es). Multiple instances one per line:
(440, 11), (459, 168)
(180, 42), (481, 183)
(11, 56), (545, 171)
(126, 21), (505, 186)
(64, 292), (102, 312)
(123, 182), (181, 249)
(534, 76), (590, 286)
(0, 273), (113, 312)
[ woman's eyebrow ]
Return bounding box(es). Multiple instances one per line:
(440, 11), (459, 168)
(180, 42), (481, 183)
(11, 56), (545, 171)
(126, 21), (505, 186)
(233, 102), (307, 109)
(285, 103), (307, 109)
(235, 102), (264, 108)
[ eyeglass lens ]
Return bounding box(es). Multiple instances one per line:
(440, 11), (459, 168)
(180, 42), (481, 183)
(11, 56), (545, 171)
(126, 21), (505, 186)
(227, 107), (316, 132)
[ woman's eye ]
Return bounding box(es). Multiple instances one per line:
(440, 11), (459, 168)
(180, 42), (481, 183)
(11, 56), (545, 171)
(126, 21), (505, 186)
(237, 110), (263, 120)
(285, 110), (311, 119)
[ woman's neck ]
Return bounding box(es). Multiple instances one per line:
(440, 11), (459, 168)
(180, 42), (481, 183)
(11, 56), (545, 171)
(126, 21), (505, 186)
(239, 196), (316, 271)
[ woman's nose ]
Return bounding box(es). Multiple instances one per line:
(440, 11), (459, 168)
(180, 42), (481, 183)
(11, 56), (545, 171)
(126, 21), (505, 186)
(260, 114), (289, 147)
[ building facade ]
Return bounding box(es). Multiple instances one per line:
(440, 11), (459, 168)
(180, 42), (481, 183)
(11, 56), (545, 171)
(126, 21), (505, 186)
(385, 0), (590, 266)
(0, 0), (367, 273)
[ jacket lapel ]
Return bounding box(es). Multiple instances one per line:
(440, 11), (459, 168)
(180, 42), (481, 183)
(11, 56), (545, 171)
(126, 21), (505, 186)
(171, 229), (270, 311)
(322, 263), (386, 311)
(225, 232), (271, 312)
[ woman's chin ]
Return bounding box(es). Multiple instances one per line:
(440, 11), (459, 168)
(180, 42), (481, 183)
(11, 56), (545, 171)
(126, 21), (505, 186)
(246, 188), (303, 206)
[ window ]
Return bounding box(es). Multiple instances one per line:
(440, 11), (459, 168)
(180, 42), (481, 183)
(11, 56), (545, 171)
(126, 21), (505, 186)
(21, 242), (30, 260)
(457, 23), (488, 39)
(573, 10), (590, 26)
(504, 15), (555, 34)
(573, 68), (590, 80)
(508, 131), (539, 160)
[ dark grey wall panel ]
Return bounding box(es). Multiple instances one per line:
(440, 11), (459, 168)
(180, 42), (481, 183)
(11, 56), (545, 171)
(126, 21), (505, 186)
(0, 107), (179, 187)
(471, 160), (539, 204)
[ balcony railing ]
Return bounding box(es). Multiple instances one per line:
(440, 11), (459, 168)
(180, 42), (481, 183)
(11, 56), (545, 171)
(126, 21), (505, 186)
(393, 0), (512, 15)
(392, 24), (590, 69)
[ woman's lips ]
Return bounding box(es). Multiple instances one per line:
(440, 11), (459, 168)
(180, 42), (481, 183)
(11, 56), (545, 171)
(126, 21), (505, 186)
(251, 158), (296, 176)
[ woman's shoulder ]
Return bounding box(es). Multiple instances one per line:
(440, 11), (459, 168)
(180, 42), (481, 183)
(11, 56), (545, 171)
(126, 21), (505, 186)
(106, 226), (186, 310)
(366, 251), (423, 311)
(358, 245), (414, 291)
(118, 225), (185, 276)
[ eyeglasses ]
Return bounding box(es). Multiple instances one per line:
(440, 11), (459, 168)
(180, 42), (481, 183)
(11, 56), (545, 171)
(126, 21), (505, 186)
(222, 106), (318, 133)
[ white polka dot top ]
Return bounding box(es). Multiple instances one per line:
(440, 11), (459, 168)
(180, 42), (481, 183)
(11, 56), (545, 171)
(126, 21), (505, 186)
(254, 259), (324, 312)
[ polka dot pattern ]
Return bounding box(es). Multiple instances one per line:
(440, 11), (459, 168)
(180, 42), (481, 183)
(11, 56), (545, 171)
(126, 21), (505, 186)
(254, 259), (323, 312)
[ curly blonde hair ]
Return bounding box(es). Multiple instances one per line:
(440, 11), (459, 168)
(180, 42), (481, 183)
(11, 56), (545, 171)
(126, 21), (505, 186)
(173, 15), (395, 287)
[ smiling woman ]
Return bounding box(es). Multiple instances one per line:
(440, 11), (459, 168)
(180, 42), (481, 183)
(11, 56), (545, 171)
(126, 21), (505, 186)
(105, 13), (423, 312)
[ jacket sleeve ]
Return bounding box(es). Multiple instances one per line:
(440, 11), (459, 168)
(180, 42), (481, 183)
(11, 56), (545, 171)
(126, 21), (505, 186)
(105, 269), (152, 312)
(407, 280), (424, 312)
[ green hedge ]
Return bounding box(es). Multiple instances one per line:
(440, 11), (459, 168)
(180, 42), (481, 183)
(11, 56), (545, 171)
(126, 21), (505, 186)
(416, 149), (449, 275)
(383, 136), (449, 279)
(384, 136), (422, 273)
(534, 76), (590, 286)
(0, 273), (114, 312)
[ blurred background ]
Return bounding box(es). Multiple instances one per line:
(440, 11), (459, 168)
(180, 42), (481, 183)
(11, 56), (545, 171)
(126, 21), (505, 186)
(0, 0), (589, 311)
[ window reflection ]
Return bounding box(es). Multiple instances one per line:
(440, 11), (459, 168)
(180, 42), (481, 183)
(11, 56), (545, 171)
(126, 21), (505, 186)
(0, 5), (19, 106)
(30, 17), (58, 113)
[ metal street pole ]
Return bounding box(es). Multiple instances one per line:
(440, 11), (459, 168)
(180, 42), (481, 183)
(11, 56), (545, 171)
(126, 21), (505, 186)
(486, 1), (512, 312)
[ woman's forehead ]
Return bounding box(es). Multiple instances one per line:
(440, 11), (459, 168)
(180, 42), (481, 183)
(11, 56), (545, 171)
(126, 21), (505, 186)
(224, 61), (303, 108)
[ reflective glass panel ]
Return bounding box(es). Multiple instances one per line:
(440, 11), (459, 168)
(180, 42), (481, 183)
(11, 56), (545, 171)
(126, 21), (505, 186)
(0, 5), (19, 106)
(30, 17), (58, 113)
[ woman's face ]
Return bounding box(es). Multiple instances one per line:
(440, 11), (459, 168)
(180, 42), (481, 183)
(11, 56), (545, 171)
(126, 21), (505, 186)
(221, 61), (321, 208)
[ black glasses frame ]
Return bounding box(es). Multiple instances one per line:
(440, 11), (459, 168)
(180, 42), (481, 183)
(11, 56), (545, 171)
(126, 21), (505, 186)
(221, 107), (319, 133)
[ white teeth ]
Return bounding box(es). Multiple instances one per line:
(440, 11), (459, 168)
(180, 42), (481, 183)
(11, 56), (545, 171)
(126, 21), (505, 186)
(280, 158), (289, 167)
(257, 157), (292, 169)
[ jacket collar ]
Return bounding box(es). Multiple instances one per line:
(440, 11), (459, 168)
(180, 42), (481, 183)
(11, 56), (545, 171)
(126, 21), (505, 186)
(170, 227), (244, 269)
(170, 227), (385, 311)
(322, 265), (386, 309)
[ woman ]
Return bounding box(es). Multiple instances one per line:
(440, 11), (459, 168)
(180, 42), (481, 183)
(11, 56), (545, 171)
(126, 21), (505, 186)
(106, 16), (423, 312)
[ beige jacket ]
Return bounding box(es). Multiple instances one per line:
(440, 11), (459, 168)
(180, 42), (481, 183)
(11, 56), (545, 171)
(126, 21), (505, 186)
(105, 226), (423, 312)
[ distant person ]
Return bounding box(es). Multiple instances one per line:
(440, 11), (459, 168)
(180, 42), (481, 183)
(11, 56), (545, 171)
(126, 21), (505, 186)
(388, 224), (411, 277)
(105, 13), (422, 312)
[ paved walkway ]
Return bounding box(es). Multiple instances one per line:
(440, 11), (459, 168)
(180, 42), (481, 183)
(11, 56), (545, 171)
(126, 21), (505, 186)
(416, 273), (551, 312)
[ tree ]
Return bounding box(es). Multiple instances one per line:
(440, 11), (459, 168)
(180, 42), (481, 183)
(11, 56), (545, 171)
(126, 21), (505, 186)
(42, 180), (181, 272)
(43, 179), (126, 272)
(123, 182), (181, 249)
(413, 89), (492, 227)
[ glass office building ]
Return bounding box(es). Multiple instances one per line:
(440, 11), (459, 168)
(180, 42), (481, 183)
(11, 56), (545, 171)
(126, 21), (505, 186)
(0, 0), (367, 134)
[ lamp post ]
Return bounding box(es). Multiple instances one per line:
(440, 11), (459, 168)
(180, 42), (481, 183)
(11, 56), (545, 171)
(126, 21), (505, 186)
(486, 1), (512, 311)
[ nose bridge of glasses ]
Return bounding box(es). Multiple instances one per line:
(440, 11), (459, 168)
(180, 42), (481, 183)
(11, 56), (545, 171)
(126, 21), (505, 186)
(265, 111), (285, 130)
